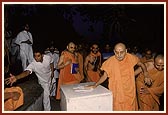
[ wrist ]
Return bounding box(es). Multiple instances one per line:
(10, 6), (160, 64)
(94, 83), (98, 87)
(14, 76), (18, 82)
(62, 63), (65, 68)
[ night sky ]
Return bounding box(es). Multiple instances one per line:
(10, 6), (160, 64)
(4, 3), (164, 53)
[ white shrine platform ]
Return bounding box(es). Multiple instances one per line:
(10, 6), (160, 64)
(60, 82), (113, 111)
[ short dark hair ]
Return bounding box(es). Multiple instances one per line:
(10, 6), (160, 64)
(33, 46), (44, 55)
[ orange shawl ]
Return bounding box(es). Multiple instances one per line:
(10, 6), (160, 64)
(4, 86), (24, 111)
(136, 69), (164, 111)
(101, 53), (139, 111)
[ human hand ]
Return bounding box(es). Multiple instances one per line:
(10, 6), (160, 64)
(140, 86), (150, 94)
(144, 77), (153, 87)
(84, 84), (97, 90)
(5, 74), (17, 86)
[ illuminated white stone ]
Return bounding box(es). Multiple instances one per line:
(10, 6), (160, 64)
(60, 82), (113, 111)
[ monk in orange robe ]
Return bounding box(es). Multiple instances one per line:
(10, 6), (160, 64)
(4, 86), (24, 111)
(56, 42), (82, 100)
(140, 49), (153, 63)
(87, 43), (151, 111)
(84, 44), (101, 82)
(135, 54), (164, 111)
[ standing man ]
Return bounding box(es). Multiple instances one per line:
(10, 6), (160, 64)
(88, 42), (152, 111)
(15, 23), (33, 71)
(140, 49), (153, 63)
(45, 44), (60, 97)
(102, 44), (114, 62)
(84, 44), (102, 82)
(56, 42), (82, 100)
(135, 54), (164, 111)
(75, 44), (85, 82)
(5, 48), (54, 111)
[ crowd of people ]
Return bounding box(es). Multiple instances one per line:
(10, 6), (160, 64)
(4, 22), (164, 111)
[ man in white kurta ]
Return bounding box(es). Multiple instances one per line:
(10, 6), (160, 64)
(15, 24), (33, 70)
(5, 50), (54, 111)
(25, 55), (53, 111)
(45, 46), (59, 96)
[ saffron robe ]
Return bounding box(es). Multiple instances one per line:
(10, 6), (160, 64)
(101, 53), (139, 111)
(4, 86), (24, 111)
(87, 52), (101, 82)
(56, 51), (81, 99)
(136, 69), (164, 111)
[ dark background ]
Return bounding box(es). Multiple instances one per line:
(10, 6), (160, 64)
(4, 3), (164, 52)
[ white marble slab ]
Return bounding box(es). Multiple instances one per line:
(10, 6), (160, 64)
(60, 82), (113, 111)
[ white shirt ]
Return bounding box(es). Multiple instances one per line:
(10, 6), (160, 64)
(15, 30), (33, 51)
(25, 55), (53, 83)
(46, 52), (59, 78)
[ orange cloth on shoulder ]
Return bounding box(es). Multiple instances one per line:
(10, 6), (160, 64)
(4, 86), (24, 111)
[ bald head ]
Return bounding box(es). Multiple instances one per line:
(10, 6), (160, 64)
(67, 42), (76, 53)
(67, 42), (75, 46)
(155, 54), (164, 61)
(114, 43), (127, 61)
(114, 43), (126, 51)
(154, 54), (164, 71)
